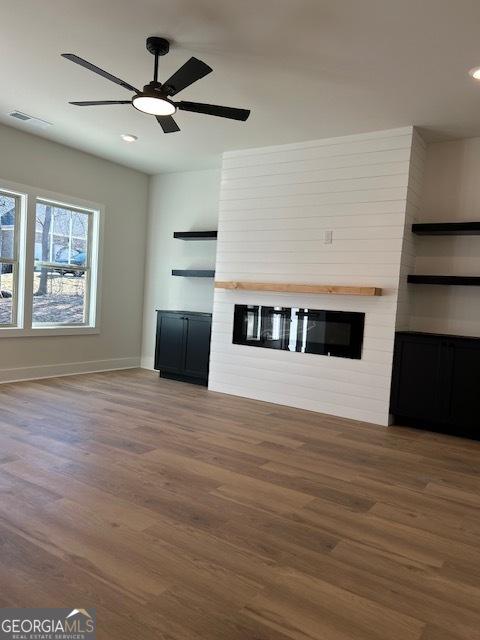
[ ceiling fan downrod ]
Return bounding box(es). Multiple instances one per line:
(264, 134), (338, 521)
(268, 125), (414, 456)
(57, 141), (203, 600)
(146, 36), (170, 85)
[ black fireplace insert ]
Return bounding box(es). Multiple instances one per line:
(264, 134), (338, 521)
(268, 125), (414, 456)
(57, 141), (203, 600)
(232, 305), (365, 359)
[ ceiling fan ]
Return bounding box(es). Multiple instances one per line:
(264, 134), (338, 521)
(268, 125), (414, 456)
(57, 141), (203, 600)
(62, 37), (250, 133)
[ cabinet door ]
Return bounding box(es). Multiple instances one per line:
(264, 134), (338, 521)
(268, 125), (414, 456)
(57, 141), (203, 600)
(183, 316), (211, 379)
(154, 314), (186, 373)
(391, 335), (445, 421)
(447, 340), (480, 433)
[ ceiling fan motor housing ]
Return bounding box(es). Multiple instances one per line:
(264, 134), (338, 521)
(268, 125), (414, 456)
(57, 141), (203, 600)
(142, 81), (164, 93)
(137, 82), (176, 105)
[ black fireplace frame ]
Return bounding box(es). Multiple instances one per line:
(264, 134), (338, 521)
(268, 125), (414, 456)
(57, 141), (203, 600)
(232, 305), (365, 360)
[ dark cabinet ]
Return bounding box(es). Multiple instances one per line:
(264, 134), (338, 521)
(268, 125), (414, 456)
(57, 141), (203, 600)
(154, 311), (212, 385)
(447, 340), (480, 430)
(390, 333), (445, 422)
(155, 313), (186, 372)
(183, 316), (212, 378)
(390, 332), (480, 438)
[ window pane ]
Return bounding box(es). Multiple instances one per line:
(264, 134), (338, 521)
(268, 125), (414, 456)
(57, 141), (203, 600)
(35, 202), (89, 266)
(0, 264), (14, 325)
(34, 201), (91, 326)
(0, 193), (16, 260)
(71, 211), (88, 258)
(32, 268), (87, 325)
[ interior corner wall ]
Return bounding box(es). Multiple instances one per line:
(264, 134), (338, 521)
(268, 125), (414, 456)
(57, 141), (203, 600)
(141, 168), (221, 369)
(409, 136), (480, 337)
(0, 123), (149, 382)
(395, 129), (427, 331)
(209, 127), (417, 426)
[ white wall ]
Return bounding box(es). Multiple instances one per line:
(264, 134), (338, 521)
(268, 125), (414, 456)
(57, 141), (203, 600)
(410, 137), (480, 336)
(209, 127), (421, 426)
(395, 131), (426, 330)
(141, 169), (220, 369)
(0, 123), (148, 381)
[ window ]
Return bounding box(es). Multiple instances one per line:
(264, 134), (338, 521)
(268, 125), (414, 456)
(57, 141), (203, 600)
(0, 180), (102, 337)
(0, 191), (20, 327)
(33, 201), (92, 326)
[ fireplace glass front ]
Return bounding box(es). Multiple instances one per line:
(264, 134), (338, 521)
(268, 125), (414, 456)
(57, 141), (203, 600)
(232, 305), (365, 359)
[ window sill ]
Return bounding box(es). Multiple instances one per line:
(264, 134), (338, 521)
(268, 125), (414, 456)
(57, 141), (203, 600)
(0, 326), (100, 338)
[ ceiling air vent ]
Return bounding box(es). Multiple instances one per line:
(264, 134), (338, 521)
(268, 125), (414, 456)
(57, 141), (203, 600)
(8, 111), (52, 129)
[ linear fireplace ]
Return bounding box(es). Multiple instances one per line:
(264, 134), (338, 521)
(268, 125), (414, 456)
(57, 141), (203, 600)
(233, 305), (365, 359)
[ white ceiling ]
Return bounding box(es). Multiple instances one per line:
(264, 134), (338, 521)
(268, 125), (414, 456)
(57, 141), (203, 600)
(2, 0), (480, 175)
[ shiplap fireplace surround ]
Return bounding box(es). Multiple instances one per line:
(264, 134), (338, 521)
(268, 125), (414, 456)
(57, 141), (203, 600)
(208, 126), (425, 426)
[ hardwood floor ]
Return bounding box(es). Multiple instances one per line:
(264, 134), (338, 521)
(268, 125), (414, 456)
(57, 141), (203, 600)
(0, 369), (479, 639)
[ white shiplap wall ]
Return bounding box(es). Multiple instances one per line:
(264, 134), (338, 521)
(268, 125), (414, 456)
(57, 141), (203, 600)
(209, 127), (418, 426)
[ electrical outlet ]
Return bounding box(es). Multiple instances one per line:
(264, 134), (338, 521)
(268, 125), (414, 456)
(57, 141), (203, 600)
(324, 230), (333, 244)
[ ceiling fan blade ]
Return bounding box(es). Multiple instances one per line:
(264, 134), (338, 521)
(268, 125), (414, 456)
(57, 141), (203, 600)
(162, 57), (212, 96)
(61, 54), (139, 93)
(69, 100), (132, 106)
(156, 115), (180, 133)
(177, 101), (250, 121)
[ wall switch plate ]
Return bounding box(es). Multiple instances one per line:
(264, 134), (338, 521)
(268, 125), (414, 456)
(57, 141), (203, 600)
(324, 230), (333, 244)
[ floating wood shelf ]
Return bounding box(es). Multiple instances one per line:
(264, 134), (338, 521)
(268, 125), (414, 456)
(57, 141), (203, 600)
(408, 275), (480, 286)
(173, 231), (218, 240)
(412, 222), (480, 236)
(172, 270), (215, 278)
(215, 281), (382, 296)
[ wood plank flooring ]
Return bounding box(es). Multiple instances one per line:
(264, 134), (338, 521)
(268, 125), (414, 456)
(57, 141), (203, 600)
(0, 368), (479, 639)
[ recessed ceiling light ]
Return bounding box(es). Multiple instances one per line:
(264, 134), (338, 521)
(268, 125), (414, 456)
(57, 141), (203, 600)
(468, 66), (480, 80)
(121, 134), (138, 143)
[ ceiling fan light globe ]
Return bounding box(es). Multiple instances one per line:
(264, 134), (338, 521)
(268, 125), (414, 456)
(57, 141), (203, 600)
(132, 95), (176, 116)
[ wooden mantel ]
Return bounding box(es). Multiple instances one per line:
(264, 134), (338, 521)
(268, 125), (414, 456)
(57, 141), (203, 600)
(215, 281), (382, 297)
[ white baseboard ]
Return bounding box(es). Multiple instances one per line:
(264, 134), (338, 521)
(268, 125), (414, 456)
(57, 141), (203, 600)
(0, 357), (141, 384)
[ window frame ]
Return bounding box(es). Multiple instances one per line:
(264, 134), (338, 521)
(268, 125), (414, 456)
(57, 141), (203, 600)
(0, 188), (23, 328)
(0, 178), (104, 338)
